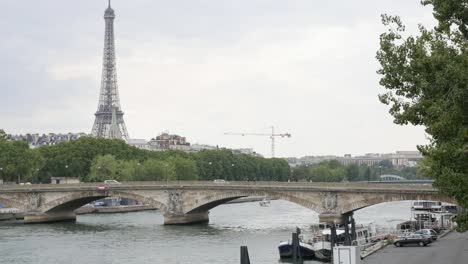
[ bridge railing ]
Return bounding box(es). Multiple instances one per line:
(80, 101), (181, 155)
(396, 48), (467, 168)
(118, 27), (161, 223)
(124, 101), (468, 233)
(0, 180), (435, 190)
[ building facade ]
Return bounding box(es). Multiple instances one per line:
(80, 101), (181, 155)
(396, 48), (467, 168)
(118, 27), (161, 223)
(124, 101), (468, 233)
(10, 133), (89, 148)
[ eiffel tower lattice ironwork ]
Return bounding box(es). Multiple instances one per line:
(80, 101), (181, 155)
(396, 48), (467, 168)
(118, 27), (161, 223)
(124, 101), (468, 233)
(91, 0), (129, 140)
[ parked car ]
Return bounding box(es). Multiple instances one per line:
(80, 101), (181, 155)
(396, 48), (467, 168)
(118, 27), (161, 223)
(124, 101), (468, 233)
(414, 229), (438, 241)
(104, 180), (121, 184)
(394, 234), (432, 247)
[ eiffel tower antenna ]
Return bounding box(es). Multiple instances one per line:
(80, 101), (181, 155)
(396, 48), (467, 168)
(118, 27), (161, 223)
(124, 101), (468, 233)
(91, 1), (130, 140)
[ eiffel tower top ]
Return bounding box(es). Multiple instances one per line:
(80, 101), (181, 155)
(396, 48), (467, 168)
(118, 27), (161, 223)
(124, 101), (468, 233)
(92, 1), (129, 140)
(104, 0), (115, 19)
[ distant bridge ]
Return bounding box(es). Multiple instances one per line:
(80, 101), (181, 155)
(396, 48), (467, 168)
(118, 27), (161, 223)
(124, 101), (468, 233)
(379, 174), (407, 181)
(0, 181), (455, 224)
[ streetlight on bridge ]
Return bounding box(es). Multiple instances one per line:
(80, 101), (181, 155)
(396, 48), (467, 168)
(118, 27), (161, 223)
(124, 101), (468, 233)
(164, 163), (169, 184)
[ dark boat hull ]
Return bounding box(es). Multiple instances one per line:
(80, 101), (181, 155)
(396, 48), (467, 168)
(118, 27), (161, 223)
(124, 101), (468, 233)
(278, 241), (315, 259)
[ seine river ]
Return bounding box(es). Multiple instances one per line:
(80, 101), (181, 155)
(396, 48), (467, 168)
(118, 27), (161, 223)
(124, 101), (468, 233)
(0, 200), (412, 264)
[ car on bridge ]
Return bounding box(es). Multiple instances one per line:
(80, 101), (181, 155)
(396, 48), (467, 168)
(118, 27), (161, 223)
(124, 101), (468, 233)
(104, 180), (121, 185)
(213, 179), (226, 184)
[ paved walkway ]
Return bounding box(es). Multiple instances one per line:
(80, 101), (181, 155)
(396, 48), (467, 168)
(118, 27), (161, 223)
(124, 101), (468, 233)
(363, 231), (468, 264)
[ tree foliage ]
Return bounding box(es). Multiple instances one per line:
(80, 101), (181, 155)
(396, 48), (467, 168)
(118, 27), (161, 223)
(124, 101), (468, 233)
(377, 1), (468, 230)
(0, 139), (43, 183)
(292, 161), (422, 182)
(0, 133), (290, 183)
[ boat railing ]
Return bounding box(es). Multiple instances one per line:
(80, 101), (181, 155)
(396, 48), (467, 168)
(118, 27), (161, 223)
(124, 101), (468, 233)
(0, 208), (20, 214)
(352, 233), (392, 250)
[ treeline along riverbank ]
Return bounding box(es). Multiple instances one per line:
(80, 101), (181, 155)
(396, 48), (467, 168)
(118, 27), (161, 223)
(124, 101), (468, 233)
(0, 133), (290, 184)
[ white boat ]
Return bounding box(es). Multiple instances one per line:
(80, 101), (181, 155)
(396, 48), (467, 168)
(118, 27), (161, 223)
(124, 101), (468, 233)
(278, 223), (382, 261)
(259, 197), (270, 207)
(311, 223), (377, 261)
(411, 200), (457, 230)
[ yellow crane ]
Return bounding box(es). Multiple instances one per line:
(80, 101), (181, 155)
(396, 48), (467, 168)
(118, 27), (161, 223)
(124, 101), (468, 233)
(224, 126), (291, 157)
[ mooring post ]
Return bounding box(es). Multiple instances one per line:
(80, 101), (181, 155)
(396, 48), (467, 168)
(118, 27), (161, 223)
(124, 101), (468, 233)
(351, 215), (357, 242)
(291, 232), (303, 264)
(330, 224), (337, 248)
(292, 232), (298, 262)
(344, 214), (350, 246)
(240, 246), (250, 264)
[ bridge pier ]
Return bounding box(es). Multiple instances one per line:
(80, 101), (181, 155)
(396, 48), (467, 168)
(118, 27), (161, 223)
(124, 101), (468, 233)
(24, 211), (76, 224)
(318, 213), (345, 225)
(163, 211), (209, 225)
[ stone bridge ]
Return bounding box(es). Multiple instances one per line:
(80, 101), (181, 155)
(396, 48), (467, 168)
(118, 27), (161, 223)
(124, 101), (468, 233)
(0, 182), (456, 224)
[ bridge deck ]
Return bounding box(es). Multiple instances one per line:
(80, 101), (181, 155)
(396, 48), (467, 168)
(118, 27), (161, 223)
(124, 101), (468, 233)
(0, 181), (437, 194)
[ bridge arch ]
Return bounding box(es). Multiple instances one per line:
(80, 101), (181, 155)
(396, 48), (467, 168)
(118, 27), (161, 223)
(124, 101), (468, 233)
(184, 190), (325, 215)
(341, 192), (458, 214)
(111, 190), (167, 212)
(43, 190), (167, 214)
(379, 174), (407, 181)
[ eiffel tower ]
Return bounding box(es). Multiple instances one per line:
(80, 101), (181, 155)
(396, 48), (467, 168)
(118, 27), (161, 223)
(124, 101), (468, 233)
(91, 0), (129, 140)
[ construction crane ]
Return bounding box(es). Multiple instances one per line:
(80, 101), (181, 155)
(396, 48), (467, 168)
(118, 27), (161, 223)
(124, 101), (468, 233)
(224, 126), (291, 157)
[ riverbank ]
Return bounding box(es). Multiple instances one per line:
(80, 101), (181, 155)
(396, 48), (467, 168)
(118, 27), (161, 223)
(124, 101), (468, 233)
(362, 230), (466, 264)
(360, 228), (455, 259)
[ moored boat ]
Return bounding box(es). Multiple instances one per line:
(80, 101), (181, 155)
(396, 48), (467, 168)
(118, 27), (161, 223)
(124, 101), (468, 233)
(259, 197), (270, 207)
(278, 240), (315, 259)
(278, 222), (380, 261)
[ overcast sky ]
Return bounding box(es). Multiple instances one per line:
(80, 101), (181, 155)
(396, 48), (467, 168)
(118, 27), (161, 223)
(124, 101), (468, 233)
(0, 0), (436, 158)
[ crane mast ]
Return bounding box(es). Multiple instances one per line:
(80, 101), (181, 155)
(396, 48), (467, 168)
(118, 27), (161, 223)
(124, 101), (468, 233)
(224, 126), (291, 157)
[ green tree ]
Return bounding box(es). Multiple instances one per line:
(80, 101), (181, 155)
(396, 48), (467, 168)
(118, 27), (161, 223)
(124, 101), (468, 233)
(346, 164), (360, 181)
(364, 167), (372, 183)
(292, 165), (309, 181)
(0, 140), (43, 183)
(377, 1), (468, 231)
(308, 161), (345, 182)
(137, 159), (171, 181)
(0, 129), (9, 141)
(38, 137), (150, 182)
(88, 154), (119, 182)
(168, 156), (198, 181)
(119, 160), (141, 181)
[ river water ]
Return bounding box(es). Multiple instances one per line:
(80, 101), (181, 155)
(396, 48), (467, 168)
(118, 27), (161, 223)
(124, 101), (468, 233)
(0, 200), (413, 264)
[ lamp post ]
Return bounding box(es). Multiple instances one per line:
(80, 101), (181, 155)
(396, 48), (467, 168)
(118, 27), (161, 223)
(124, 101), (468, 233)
(379, 165), (382, 182)
(231, 163), (235, 181)
(33, 168), (39, 183)
(164, 163), (168, 184)
(208, 162), (212, 181)
(0, 167), (3, 184)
